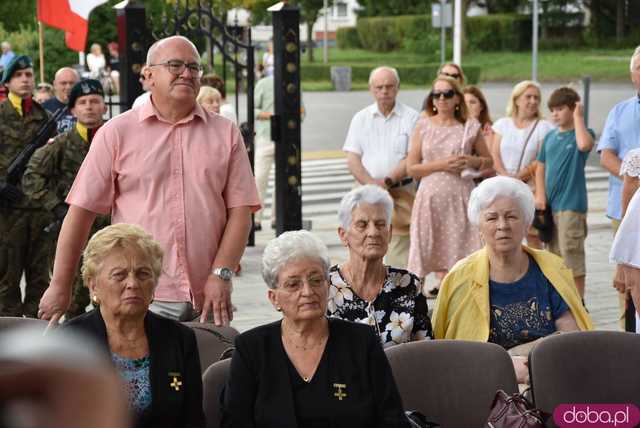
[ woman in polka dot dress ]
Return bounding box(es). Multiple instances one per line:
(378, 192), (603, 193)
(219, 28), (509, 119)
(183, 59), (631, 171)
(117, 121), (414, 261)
(407, 76), (493, 296)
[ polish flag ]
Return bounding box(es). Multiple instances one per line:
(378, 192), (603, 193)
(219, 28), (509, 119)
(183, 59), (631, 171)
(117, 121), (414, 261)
(37, 0), (108, 52)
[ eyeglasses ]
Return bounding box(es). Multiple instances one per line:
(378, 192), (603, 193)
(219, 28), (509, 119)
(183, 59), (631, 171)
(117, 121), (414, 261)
(440, 71), (461, 80)
(148, 60), (203, 77)
(431, 89), (456, 99)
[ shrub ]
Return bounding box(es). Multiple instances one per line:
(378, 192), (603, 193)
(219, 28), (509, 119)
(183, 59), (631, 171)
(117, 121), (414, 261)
(0, 25), (77, 83)
(336, 27), (361, 49)
(302, 63), (481, 86)
(466, 14), (531, 51)
(357, 16), (404, 52)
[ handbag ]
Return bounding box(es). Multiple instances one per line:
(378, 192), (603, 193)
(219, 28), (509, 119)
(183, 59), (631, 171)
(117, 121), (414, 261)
(531, 208), (554, 244)
(459, 120), (483, 180)
(514, 120), (540, 182)
(485, 389), (545, 428)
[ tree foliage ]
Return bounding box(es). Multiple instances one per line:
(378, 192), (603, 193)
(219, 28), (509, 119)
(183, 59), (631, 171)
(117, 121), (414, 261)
(357, 0), (433, 17)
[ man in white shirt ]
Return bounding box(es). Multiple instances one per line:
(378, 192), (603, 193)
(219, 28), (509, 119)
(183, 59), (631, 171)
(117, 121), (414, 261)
(343, 66), (419, 268)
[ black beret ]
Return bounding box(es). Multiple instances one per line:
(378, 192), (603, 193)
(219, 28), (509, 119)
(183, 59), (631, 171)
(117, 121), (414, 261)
(1, 55), (33, 84)
(68, 79), (104, 108)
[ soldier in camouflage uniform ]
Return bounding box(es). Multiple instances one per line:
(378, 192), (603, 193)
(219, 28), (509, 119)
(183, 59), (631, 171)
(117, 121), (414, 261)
(23, 79), (110, 319)
(0, 55), (54, 317)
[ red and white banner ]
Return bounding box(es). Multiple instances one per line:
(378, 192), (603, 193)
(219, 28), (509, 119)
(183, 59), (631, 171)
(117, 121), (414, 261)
(37, 0), (108, 52)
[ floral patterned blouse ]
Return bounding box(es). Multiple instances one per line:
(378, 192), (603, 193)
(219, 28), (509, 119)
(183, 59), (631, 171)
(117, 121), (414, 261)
(112, 352), (152, 415)
(327, 265), (433, 347)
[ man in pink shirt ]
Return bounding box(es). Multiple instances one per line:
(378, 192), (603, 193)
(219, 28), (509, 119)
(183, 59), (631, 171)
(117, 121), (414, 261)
(38, 36), (260, 326)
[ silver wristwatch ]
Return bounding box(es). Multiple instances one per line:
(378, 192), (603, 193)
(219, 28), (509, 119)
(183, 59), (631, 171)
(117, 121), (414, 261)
(212, 267), (234, 281)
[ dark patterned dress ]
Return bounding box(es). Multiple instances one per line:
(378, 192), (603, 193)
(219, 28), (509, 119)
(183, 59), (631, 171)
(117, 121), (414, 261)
(327, 265), (433, 348)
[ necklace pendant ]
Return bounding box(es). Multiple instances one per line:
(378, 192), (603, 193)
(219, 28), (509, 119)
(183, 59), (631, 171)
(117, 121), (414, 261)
(303, 376), (310, 382)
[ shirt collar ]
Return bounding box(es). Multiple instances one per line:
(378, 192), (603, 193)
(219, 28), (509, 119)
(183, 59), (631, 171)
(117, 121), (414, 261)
(76, 122), (88, 142)
(138, 94), (207, 124)
(370, 102), (400, 119)
(8, 92), (22, 116)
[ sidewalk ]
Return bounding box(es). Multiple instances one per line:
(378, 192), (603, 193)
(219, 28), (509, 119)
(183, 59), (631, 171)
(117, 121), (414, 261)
(230, 197), (619, 333)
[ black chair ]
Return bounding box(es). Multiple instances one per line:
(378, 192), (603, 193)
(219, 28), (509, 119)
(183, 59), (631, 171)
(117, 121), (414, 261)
(202, 358), (232, 428)
(182, 322), (238, 373)
(529, 330), (640, 424)
(385, 339), (518, 428)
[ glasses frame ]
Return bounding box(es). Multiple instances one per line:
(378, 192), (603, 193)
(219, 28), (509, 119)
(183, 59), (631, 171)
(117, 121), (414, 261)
(431, 89), (456, 100)
(148, 60), (204, 77)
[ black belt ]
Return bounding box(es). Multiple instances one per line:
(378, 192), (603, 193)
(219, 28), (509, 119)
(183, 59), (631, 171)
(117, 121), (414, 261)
(386, 177), (414, 189)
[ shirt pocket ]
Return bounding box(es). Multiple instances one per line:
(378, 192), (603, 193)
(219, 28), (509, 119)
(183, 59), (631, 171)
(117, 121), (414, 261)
(393, 133), (409, 157)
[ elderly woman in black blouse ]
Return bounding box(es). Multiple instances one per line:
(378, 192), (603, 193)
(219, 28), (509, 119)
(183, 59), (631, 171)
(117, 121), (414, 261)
(328, 185), (432, 347)
(64, 224), (204, 428)
(222, 230), (409, 427)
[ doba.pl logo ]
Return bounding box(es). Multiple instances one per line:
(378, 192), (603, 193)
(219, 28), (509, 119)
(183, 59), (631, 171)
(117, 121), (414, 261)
(554, 404), (640, 427)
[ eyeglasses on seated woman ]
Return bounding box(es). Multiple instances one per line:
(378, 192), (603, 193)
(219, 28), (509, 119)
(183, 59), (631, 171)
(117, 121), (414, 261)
(221, 230), (411, 427)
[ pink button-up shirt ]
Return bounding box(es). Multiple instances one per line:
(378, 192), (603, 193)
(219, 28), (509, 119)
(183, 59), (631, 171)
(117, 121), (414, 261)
(67, 99), (260, 305)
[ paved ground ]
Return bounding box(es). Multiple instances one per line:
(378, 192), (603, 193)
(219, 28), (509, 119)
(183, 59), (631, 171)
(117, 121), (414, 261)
(233, 82), (636, 162)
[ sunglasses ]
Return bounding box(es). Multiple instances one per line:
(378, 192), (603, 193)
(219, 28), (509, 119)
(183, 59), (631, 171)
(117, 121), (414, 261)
(431, 89), (456, 99)
(440, 72), (461, 79)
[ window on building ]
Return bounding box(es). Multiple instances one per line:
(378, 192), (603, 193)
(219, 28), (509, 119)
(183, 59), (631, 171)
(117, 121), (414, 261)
(334, 1), (348, 18)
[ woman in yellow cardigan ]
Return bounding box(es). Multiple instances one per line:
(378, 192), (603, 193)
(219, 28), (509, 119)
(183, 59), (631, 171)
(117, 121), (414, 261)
(432, 176), (592, 383)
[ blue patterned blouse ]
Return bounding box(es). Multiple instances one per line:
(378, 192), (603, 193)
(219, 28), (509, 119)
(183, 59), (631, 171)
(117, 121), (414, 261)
(112, 352), (152, 415)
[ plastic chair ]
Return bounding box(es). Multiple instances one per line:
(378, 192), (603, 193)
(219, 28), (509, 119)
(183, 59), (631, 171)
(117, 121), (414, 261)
(182, 322), (238, 373)
(202, 358), (232, 428)
(529, 331), (640, 418)
(385, 339), (518, 428)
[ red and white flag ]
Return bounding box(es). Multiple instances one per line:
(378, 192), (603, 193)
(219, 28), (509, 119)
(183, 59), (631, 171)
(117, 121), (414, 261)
(37, 0), (108, 52)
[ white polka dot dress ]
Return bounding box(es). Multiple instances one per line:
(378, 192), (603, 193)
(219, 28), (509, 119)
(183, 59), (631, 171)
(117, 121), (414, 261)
(408, 117), (482, 277)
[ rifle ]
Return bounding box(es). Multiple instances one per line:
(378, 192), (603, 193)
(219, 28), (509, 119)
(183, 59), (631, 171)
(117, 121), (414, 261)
(5, 106), (67, 186)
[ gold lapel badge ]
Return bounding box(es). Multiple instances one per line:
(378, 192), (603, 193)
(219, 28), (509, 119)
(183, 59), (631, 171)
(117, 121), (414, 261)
(169, 372), (183, 392)
(333, 383), (347, 401)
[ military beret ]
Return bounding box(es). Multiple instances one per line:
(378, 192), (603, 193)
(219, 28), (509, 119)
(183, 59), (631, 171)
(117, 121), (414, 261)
(1, 55), (33, 84)
(68, 79), (104, 108)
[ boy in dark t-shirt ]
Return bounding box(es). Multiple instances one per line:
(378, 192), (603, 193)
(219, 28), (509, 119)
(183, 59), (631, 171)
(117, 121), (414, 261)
(535, 87), (595, 300)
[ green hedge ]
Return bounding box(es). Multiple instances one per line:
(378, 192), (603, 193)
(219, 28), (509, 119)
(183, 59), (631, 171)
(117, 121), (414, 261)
(302, 63), (481, 85)
(354, 14), (534, 53)
(336, 27), (361, 49)
(466, 14), (531, 51)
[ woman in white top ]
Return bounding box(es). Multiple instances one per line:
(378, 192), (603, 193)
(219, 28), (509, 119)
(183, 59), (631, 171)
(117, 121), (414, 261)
(86, 43), (106, 80)
(492, 80), (554, 248)
(610, 149), (640, 332)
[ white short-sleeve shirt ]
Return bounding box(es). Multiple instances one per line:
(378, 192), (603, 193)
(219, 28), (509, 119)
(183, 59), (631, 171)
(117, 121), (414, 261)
(343, 102), (419, 180)
(492, 117), (554, 175)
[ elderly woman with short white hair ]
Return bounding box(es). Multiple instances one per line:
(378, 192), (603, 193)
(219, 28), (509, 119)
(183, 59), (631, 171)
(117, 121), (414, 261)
(432, 176), (592, 382)
(222, 229), (410, 427)
(327, 185), (432, 347)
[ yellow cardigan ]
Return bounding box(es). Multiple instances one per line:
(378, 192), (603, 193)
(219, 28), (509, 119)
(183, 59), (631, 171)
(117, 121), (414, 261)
(432, 246), (593, 341)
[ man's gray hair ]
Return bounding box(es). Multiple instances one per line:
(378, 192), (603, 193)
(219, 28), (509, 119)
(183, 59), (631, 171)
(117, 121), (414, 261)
(146, 35), (200, 65)
(630, 45), (640, 72)
(368, 66), (400, 86)
(467, 176), (535, 227)
(1, 41), (10, 49)
(338, 185), (393, 230)
(261, 230), (330, 290)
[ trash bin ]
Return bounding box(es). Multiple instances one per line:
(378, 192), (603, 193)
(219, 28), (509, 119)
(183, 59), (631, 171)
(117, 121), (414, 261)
(331, 66), (352, 92)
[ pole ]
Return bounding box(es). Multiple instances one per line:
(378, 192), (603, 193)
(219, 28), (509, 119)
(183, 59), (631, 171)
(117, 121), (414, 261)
(453, 0), (461, 65)
(323, 0), (328, 64)
(532, 0), (539, 81)
(582, 75), (590, 128)
(440, 0), (446, 64)
(38, 21), (45, 83)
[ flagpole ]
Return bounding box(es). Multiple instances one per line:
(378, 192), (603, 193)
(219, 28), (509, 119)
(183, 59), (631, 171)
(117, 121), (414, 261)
(38, 21), (45, 83)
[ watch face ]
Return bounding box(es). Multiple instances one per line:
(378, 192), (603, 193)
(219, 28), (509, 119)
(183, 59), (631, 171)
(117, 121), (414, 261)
(217, 267), (233, 281)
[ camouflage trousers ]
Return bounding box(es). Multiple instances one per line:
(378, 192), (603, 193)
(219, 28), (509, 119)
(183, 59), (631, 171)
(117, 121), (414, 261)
(0, 207), (54, 317)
